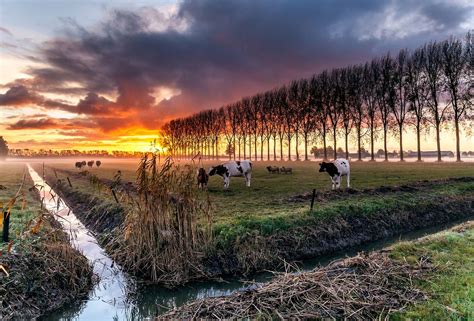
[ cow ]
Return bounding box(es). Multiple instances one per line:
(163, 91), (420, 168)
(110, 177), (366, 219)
(319, 158), (350, 190)
(280, 166), (292, 174)
(209, 160), (252, 189)
(266, 166), (280, 174)
(197, 167), (209, 189)
(81, 161), (86, 166)
(96, 160), (102, 167)
(87, 161), (94, 168)
(75, 161), (83, 169)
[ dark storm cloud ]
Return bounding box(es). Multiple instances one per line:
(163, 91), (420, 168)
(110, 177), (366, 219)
(2, 0), (472, 130)
(7, 118), (59, 130)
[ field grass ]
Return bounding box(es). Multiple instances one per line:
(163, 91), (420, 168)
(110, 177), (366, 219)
(390, 222), (474, 320)
(32, 159), (474, 223)
(0, 162), (42, 246)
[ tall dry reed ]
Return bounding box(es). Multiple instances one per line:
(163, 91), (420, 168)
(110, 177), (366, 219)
(109, 154), (213, 285)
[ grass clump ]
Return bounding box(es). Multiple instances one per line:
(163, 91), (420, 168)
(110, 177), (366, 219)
(390, 222), (474, 320)
(109, 154), (213, 285)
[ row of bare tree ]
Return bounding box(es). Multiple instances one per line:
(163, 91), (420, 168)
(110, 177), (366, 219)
(162, 33), (473, 162)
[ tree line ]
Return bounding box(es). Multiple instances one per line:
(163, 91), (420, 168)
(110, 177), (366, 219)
(161, 33), (473, 162)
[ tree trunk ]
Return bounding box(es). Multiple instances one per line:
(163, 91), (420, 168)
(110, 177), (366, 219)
(267, 136), (270, 161)
(254, 135), (258, 161)
(416, 122), (422, 162)
(399, 124), (404, 161)
(304, 133), (309, 161)
(322, 127), (327, 160)
(455, 111), (461, 162)
(333, 127), (337, 160)
(280, 136), (283, 161)
(273, 136), (277, 160)
(345, 130), (349, 160)
(357, 126), (362, 161)
(295, 133), (300, 161)
(249, 135), (252, 160)
(383, 127), (388, 161)
(436, 121), (442, 162)
(370, 119), (375, 161)
(287, 136), (291, 161)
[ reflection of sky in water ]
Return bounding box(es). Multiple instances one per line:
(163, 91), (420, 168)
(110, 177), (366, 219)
(29, 164), (468, 320)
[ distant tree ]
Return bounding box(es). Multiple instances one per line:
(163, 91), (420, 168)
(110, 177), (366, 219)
(0, 136), (8, 160)
(423, 41), (448, 162)
(441, 35), (471, 161)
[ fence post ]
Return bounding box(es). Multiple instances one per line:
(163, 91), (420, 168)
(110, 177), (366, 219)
(2, 211), (10, 243)
(310, 189), (316, 212)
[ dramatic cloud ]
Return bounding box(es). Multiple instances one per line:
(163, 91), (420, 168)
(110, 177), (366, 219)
(1, 0), (473, 135)
(7, 118), (59, 130)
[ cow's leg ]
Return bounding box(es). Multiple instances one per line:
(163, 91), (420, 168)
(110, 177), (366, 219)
(245, 172), (251, 187)
(223, 176), (229, 189)
(347, 172), (350, 189)
(331, 177), (336, 190)
(337, 176), (342, 189)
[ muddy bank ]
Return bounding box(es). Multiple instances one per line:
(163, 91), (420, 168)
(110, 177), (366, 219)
(0, 216), (94, 320)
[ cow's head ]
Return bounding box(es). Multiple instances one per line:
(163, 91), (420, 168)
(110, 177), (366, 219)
(319, 162), (339, 177)
(208, 166), (217, 176)
(318, 162), (328, 172)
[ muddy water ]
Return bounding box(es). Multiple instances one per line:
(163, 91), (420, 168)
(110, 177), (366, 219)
(29, 164), (470, 320)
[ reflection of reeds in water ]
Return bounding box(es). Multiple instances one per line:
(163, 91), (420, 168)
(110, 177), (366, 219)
(110, 153), (213, 285)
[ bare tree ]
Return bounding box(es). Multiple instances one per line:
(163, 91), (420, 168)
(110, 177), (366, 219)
(423, 42), (448, 162)
(392, 49), (410, 161)
(441, 36), (471, 161)
(406, 49), (427, 161)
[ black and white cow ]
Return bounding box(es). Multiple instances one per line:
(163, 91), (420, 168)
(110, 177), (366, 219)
(209, 160), (252, 189)
(318, 158), (350, 190)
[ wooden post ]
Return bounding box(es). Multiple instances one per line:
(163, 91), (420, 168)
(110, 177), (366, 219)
(111, 189), (119, 204)
(66, 177), (72, 187)
(2, 211), (10, 243)
(310, 189), (316, 211)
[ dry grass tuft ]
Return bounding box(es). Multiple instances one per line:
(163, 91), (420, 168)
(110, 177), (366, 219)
(160, 251), (433, 319)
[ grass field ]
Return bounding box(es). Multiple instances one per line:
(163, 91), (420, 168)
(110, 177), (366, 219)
(391, 221), (474, 320)
(32, 159), (474, 221)
(0, 162), (42, 246)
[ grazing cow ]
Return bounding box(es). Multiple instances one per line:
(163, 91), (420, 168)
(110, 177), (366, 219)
(197, 168), (209, 189)
(75, 161), (83, 169)
(280, 166), (293, 174)
(266, 166), (280, 174)
(96, 160), (102, 167)
(87, 161), (94, 167)
(209, 160), (252, 189)
(318, 158), (350, 190)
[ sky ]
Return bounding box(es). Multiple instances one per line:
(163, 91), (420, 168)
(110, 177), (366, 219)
(0, 0), (473, 152)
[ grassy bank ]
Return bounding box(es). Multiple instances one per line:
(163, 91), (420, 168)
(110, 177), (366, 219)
(390, 221), (474, 320)
(0, 162), (94, 319)
(160, 221), (474, 319)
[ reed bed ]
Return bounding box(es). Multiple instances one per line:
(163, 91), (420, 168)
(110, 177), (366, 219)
(161, 251), (433, 319)
(0, 215), (94, 320)
(109, 154), (213, 285)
